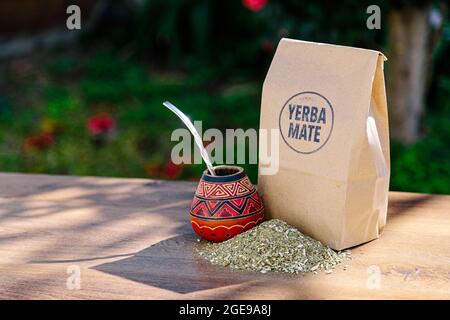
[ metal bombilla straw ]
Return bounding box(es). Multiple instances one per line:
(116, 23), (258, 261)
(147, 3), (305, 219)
(162, 101), (216, 176)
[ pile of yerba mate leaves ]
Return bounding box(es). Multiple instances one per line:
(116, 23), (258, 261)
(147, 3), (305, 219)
(195, 219), (350, 274)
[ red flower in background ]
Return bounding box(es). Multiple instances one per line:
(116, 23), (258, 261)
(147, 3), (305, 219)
(24, 132), (54, 152)
(261, 40), (274, 53)
(242, 0), (267, 12)
(145, 160), (184, 179)
(164, 160), (183, 179)
(87, 114), (116, 136)
(145, 162), (162, 178)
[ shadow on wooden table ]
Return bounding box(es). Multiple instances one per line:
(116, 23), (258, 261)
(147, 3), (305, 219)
(93, 233), (263, 294)
(387, 193), (435, 221)
(0, 173), (267, 295)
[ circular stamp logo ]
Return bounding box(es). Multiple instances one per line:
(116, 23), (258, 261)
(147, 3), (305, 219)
(279, 91), (334, 154)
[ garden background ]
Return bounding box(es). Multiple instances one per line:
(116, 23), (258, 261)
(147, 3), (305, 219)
(0, 0), (449, 194)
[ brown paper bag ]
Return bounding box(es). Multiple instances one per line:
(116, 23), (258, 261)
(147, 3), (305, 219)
(258, 38), (390, 250)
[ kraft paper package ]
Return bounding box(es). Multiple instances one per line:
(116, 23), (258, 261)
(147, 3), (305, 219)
(258, 38), (390, 250)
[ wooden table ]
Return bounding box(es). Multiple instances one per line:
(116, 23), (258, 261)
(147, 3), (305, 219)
(0, 172), (449, 299)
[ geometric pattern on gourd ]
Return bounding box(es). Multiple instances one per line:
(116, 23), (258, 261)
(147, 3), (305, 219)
(195, 177), (254, 199)
(190, 189), (263, 218)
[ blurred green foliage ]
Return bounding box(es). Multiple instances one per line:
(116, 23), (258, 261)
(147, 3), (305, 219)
(0, 0), (449, 194)
(0, 50), (262, 181)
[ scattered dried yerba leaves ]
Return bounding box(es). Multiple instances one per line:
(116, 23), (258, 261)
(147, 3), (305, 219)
(195, 219), (350, 274)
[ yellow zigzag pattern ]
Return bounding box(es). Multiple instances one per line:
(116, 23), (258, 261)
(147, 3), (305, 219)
(190, 216), (264, 231)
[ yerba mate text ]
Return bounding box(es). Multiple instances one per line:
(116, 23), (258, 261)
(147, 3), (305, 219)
(287, 104), (327, 143)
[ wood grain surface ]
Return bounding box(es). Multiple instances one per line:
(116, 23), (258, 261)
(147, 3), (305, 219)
(0, 172), (449, 299)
